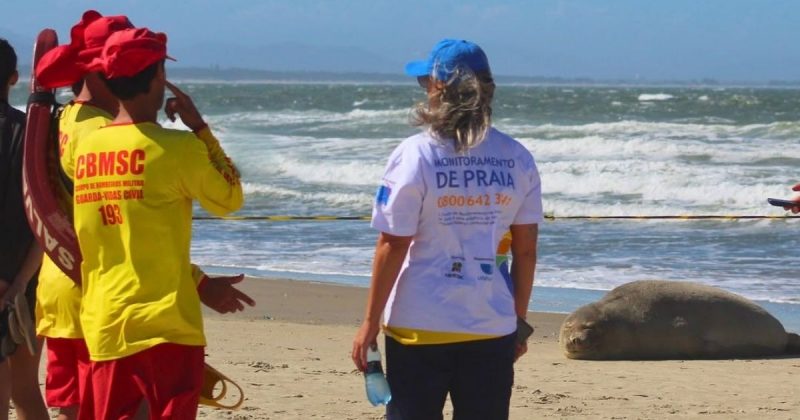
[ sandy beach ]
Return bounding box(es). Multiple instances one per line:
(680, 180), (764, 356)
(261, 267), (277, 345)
(195, 277), (799, 419)
(14, 276), (800, 419)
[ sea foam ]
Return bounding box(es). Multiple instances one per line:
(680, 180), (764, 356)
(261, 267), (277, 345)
(638, 93), (674, 101)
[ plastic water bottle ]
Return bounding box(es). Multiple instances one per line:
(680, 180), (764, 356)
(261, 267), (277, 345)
(364, 343), (392, 406)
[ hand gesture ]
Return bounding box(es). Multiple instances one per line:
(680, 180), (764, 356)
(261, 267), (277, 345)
(164, 80), (206, 131)
(198, 274), (256, 314)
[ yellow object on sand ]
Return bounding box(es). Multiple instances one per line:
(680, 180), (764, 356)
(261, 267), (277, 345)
(200, 363), (244, 410)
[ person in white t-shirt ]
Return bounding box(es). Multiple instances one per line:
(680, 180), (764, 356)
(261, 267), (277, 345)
(351, 39), (543, 420)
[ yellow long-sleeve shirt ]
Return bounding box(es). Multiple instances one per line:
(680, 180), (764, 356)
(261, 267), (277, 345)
(64, 122), (243, 361)
(36, 102), (111, 339)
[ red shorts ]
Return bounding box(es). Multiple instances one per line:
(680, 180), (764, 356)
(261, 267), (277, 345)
(45, 337), (90, 408)
(80, 343), (205, 420)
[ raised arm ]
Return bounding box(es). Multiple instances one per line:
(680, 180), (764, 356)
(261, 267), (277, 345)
(165, 81), (243, 215)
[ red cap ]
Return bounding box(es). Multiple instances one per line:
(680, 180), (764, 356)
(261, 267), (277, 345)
(89, 28), (173, 79)
(77, 15), (135, 64)
(69, 10), (103, 50)
(35, 45), (84, 89)
(35, 10), (134, 88)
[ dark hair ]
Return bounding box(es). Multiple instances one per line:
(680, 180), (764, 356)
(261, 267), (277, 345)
(101, 61), (161, 100)
(71, 79), (84, 96)
(0, 38), (18, 86)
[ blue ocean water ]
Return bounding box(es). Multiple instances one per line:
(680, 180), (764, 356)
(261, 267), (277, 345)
(11, 82), (800, 332)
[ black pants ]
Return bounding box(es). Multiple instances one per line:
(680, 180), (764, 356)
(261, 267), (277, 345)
(385, 333), (516, 420)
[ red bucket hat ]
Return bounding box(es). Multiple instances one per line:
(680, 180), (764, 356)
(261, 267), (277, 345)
(35, 45), (83, 89)
(35, 10), (134, 88)
(89, 28), (174, 79)
(77, 14), (135, 64)
(69, 9), (103, 50)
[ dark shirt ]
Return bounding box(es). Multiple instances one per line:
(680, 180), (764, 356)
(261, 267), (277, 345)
(0, 99), (32, 282)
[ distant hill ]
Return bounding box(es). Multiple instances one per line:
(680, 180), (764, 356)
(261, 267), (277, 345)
(161, 67), (800, 88)
(5, 26), (800, 87)
(171, 41), (404, 74)
(165, 67), (408, 83)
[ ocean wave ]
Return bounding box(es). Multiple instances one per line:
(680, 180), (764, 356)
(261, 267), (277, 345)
(231, 145), (388, 183)
(535, 268), (800, 307)
(273, 159), (384, 186)
(242, 182), (373, 208)
(638, 93), (674, 101)
(205, 108), (409, 129)
(220, 120), (800, 168)
(671, 116), (737, 125)
(519, 134), (800, 166)
(540, 160), (794, 215)
(503, 119), (800, 138)
(524, 135), (713, 160)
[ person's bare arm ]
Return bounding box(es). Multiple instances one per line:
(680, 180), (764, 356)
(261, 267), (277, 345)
(351, 232), (412, 371)
(0, 242), (43, 311)
(509, 223), (538, 360)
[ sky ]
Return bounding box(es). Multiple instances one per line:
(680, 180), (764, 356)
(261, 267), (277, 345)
(2, 0), (799, 82)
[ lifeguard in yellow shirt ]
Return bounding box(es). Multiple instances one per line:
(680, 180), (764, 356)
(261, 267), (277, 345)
(62, 27), (250, 419)
(36, 12), (253, 420)
(34, 12), (132, 419)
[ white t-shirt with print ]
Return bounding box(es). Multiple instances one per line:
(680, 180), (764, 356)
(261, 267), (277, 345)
(372, 127), (543, 337)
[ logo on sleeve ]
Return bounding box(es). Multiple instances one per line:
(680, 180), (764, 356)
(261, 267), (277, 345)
(375, 185), (391, 205)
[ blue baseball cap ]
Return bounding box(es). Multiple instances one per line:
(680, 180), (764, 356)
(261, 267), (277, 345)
(404, 39), (491, 82)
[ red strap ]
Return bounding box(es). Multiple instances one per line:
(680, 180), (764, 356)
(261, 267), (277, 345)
(197, 275), (209, 293)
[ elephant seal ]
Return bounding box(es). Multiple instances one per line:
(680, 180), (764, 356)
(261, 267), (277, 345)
(559, 280), (800, 360)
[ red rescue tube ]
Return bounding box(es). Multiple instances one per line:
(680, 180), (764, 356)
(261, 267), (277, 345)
(22, 29), (82, 283)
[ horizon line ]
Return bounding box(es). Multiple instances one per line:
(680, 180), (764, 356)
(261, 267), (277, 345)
(15, 64), (800, 87)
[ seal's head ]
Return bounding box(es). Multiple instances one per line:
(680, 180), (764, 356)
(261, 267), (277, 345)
(560, 305), (601, 358)
(559, 303), (636, 360)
